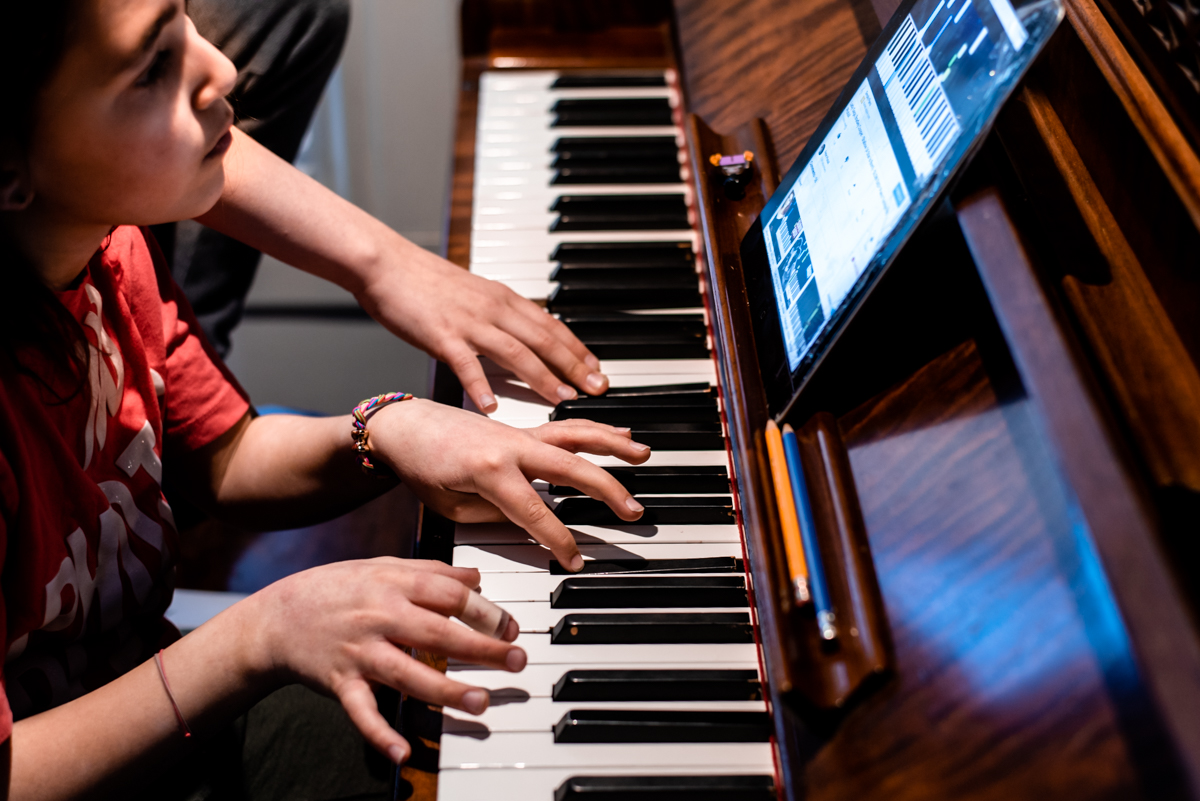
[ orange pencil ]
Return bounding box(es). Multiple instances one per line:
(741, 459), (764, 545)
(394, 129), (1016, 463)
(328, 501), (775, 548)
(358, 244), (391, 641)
(764, 419), (810, 603)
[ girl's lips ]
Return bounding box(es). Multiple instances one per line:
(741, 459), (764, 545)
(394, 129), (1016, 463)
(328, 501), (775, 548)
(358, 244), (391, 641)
(207, 130), (233, 159)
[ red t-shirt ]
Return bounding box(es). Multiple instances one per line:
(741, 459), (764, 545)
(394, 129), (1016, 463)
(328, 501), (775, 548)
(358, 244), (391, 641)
(0, 226), (251, 741)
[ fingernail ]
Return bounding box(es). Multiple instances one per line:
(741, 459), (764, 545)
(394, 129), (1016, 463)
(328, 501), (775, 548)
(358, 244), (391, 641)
(613, 426), (632, 434)
(585, 373), (608, 393)
(462, 688), (489, 715)
(479, 393), (496, 411)
(505, 647), (527, 672)
(568, 554), (585, 572)
(625, 497), (645, 513)
(387, 744), (408, 765)
(585, 354), (601, 369)
(557, 384), (577, 401)
(632, 442), (651, 453)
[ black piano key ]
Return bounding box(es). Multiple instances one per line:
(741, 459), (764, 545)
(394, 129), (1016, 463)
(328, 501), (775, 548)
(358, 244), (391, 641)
(550, 612), (753, 644)
(550, 576), (748, 609)
(549, 465), (730, 496)
(552, 213), (690, 232)
(551, 396), (718, 425)
(549, 265), (695, 282)
(551, 74), (668, 89)
(560, 313), (710, 359)
(555, 496), (735, 526)
(551, 194), (687, 216)
(553, 145), (678, 164)
(553, 163), (683, 185)
(550, 196), (690, 232)
(552, 135), (677, 154)
(551, 241), (694, 266)
(552, 669), (761, 701)
(552, 98), (674, 127)
(555, 774), (776, 801)
(559, 312), (705, 334)
(628, 422), (724, 450)
(601, 382), (712, 397)
(549, 557), (743, 575)
(553, 710), (772, 743)
(548, 283), (701, 312)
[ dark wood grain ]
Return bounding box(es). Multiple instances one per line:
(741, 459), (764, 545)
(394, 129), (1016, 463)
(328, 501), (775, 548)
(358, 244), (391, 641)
(445, 57), (484, 270)
(675, 0), (879, 174)
(957, 186), (1200, 796)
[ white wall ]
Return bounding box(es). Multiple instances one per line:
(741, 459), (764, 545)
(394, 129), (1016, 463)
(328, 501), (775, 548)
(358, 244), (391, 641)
(228, 0), (460, 413)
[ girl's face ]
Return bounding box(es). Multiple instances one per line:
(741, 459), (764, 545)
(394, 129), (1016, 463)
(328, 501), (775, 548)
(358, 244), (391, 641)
(28, 0), (237, 228)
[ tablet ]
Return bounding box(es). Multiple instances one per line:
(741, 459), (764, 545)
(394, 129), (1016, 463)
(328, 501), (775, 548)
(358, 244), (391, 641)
(741, 0), (1063, 416)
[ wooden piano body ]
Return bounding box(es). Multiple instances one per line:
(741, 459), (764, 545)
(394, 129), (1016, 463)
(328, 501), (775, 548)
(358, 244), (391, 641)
(407, 0), (1200, 797)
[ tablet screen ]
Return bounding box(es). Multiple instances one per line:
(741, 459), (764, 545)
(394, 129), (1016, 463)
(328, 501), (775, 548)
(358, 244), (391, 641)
(744, 0), (1062, 412)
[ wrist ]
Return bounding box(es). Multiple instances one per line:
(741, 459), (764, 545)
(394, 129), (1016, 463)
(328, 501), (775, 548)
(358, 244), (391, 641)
(363, 397), (430, 474)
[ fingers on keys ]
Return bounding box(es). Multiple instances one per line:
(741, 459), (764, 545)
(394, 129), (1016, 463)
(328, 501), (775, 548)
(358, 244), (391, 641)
(483, 470), (587, 571)
(532, 419), (651, 463)
(508, 308), (609, 397)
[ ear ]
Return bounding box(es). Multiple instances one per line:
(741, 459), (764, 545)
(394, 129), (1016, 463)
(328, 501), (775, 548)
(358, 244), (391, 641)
(0, 139), (33, 211)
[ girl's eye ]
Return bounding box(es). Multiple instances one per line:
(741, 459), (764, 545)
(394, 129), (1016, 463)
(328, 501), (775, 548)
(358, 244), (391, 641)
(136, 49), (171, 88)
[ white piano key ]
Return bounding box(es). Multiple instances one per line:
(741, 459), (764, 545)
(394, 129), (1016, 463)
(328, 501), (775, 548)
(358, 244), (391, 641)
(597, 359), (715, 378)
(470, 264), (569, 280)
(498, 601), (746, 634)
(442, 696), (766, 734)
(478, 125), (682, 143)
(454, 542), (743, 572)
(479, 86), (677, 107)
(474, 183), (692, 205)
(439, 731), (774, 771)
(476, 570), (744, 603)
(472, 229), (699, 249)
(488, 278), (557, 299)
(455, 523), (742, 546)
(437, 766), (776, 801)
(456, 634), (759, 668)
(480, 71), (558, 91)
(469, 367), (715, 394)
(480, 69), (677, 92)
(579, 450), (730, 468)
(472, 234), (699, 265)
(473, 213), (560, 232)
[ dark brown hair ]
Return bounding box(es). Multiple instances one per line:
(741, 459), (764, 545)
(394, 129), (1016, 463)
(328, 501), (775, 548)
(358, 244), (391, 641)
(0, 0), (90, 400)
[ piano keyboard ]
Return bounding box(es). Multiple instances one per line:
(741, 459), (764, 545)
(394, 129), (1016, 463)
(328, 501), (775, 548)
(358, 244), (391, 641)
(435, 70), (777, 800)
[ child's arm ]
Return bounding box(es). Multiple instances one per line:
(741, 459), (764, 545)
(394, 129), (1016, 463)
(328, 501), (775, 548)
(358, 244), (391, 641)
(8, 556), (518, 801)
(195, 129), (610, 415)
(178, 399), (649, 569)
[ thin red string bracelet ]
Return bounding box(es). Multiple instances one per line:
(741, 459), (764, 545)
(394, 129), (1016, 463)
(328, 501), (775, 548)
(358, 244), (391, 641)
(155, 649), (192, 738)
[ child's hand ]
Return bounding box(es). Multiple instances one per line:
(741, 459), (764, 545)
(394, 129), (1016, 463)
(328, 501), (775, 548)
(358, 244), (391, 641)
(251, 557), (521, 764)
(367, 399), (650, 570)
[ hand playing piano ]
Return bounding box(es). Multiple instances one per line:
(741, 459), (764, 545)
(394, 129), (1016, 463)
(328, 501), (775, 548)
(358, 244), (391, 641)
(354, 241), (610, 414)
(254, 556), (524, 765)
(366, 398), (650, 570)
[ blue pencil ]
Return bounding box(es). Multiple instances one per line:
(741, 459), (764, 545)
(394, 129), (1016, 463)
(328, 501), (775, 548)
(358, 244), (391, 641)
(781, 424), (838, 641)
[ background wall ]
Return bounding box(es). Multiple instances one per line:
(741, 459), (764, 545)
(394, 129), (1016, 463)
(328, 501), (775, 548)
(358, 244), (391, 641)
(225, 0), (460, 413)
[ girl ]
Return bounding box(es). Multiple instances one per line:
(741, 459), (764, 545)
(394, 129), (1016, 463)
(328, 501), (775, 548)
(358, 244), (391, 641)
(0, 1), (650, 798)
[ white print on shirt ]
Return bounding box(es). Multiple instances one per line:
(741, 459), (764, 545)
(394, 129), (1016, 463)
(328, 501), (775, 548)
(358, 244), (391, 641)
(118, 421), (163, 485)
(82, 283), (124, 470)
(32, 483), (163, 643)
(4, 281), (171, 716)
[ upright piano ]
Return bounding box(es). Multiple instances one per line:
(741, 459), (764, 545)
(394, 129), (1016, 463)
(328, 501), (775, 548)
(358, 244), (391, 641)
(393, 0), (1200, 798)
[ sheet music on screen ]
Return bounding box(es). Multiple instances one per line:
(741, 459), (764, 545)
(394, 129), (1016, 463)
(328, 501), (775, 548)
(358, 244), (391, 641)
(763, 0), (1031, 372)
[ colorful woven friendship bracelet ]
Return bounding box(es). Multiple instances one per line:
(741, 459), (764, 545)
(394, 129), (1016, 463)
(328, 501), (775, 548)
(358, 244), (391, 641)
(351, 392), (415, 475)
